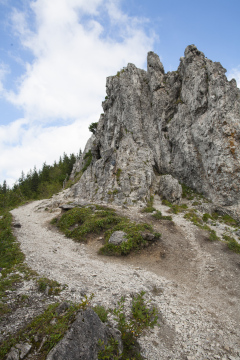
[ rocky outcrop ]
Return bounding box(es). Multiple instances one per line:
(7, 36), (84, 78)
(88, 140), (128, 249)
(108, 231), (127, 245)
(158, 175), (182, 204)
(46, 309), (122, 360)
(70, 45), (240, 218)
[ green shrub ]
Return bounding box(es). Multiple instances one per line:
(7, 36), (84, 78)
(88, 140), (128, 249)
(223, 235), (240, 253)
(93, 305), (109, 323)
(37, 277), (61, 295)
(0, 213), (24, 271)
(162, 200), (187, 214)
(97, 292), (159, 359)
(141, 196), (156, 213)
(82, 150), (92, 172)
(111, 291), (158, 359)
(53, 206), (156, 256)
(116, 169), (122, 184)
(0, 298), (92, 359)
(208, 230), (219, 241)
(202, 213), (213, 222)
(152, 211), (172, 221)
(88, 122), (98, 134)
(184, 211), (202, 226)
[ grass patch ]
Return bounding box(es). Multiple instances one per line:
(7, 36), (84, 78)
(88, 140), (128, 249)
(0, 302), (11, 317)
(82, 150), (92, 173)
(52, 205), (157, 256)
(202, 213), (213, 222)
(162, 200), (188, 214)
(184, 212), (220, 241)
(181, 183), (207, 201)
(0, 212), (26, 300)
(181, 183), (195, 200)
(0, 212), (24, 271)
(100, 220), (156, 256)
(221, 214), (239, 227)
(116, 169), (122, 184)
(141, 196), (156, 213)
(93, 305), (109, 323)
(223, 235), (240, 254)
(208, 229), (219, 241)
(205, 212), (239, 228)
(37, 277), (61, 295)
(152, 211), (172, 221)
(55, 206), (122, 242)
(99, 291), (159, 360)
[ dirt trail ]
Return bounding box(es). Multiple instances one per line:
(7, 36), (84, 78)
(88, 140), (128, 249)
(11, 198), (240, 360)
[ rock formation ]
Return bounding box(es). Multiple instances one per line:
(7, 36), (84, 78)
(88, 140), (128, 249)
(70, 45), (240, 218)
(46, 309), (122, 360)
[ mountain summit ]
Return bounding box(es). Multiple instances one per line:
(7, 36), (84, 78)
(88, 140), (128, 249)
(70, 45), (240, 219)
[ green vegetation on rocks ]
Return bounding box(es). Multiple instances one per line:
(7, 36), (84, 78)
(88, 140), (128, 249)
(0, 297), (92, 359)
(223, 235), (240, 253)
(99, 291), (159, 360)
(141, 196), (156, 213)
(162, 199), (188, 214)
(82, 150), (93, 172)
(152, 211), (172, 221)
(52, 205), (159, 256)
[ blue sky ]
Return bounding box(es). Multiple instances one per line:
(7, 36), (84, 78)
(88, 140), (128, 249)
(0, 0), (240, 186)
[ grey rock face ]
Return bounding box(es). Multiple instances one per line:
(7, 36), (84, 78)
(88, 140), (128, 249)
(141, 231), (156, 242)
(46, 309), (122, 360)
(6, 343), (31, 360)
(6, 348), (19, 360)
(108, 231), (127, 245)
(70, 45), (240, 219)
(158, 175), (182, 204)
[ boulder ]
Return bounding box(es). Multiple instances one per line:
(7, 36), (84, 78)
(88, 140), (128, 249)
(159, 175), (182, 204)
(108, 231), (128, 245)
(141, 231), (156, 241)
(6, 348), (19, 360)
(12, 222), (21, 228)
(15, 343), (32, 359)
(46, 309), (122, 360)
(6, 343), (31, 360)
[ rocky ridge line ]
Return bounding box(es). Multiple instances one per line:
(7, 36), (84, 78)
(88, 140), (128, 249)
(70, 45), (240, 220)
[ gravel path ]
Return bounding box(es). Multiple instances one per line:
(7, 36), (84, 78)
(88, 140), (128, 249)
(11, 199), (240, 360)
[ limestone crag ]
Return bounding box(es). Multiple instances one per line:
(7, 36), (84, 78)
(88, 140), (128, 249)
(70, 45), (240, 217)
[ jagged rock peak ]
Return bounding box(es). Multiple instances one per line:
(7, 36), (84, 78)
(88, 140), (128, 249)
(147, 51), (165, 74)
(70, 45), (240, 220)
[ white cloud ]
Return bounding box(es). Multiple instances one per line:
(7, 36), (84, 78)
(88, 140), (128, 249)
(0, 0), (157, 185)
(0, 117), (93, 186)
(0, 62), (10, 93)
(4, 0), (155, 121)
(228, 66), (240, 88)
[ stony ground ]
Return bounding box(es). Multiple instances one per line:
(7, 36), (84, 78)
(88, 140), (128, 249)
(5, 193), (240, 360)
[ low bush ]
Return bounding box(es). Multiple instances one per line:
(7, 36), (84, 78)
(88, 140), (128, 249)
(223, 235), (240, 253)
(53, 206), (157, 256)
(99, 291), (159, 360)
(152, 211), (172, 221)
(162, 200), (188, 214)
(141, 196), (156, 213)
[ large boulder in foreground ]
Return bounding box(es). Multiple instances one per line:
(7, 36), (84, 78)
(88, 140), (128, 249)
(158, 175), (182, 204)
(46, 309), (122, 360)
